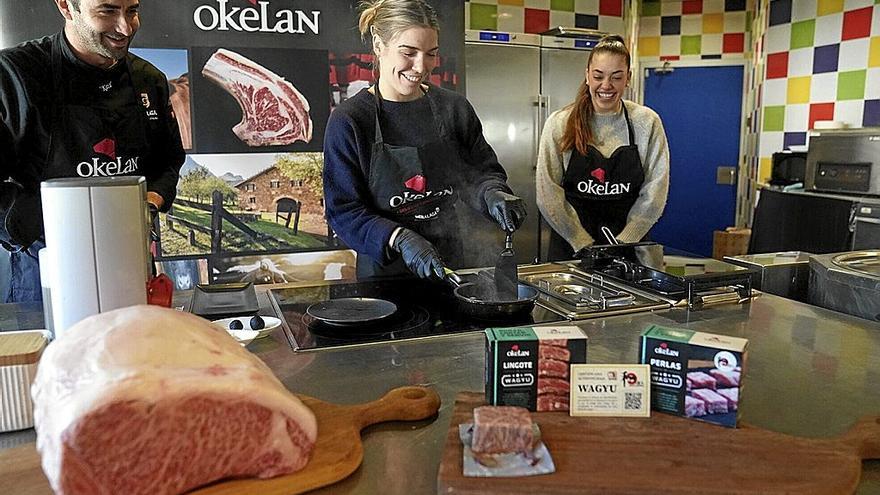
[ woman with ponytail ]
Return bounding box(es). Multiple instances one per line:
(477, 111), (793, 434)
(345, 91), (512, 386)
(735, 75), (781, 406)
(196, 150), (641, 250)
(323, 0), (526, 280)
(536, 35), (670, 260)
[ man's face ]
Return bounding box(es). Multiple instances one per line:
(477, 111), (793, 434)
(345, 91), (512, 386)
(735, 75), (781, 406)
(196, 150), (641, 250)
(61, 0), (140, 66)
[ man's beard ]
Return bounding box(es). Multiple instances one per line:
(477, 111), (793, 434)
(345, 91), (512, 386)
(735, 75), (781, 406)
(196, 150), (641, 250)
(73, 22), (130, 61)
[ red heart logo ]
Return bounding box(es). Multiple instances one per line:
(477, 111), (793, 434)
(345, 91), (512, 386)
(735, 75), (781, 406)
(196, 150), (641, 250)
(404, 174), (426, 193)
(247, 0), (257, 5)
(93, 138), (116, 159)
(591, 168), (606, 183)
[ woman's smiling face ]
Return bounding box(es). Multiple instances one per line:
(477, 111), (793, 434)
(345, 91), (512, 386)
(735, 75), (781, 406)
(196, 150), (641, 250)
(586, 51), (630, 114)
(375, 26), (439, 102)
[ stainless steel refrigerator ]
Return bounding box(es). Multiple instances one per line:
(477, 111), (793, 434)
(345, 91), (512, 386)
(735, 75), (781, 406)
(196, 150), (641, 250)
(464, 30), (600, 264)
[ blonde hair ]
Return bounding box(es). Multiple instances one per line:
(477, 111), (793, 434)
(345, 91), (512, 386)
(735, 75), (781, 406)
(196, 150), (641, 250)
(560, 34), (632, 156)
(358, 0), (439, 66)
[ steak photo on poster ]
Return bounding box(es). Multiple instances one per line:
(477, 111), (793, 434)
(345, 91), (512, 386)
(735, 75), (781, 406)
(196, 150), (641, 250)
(191, 46), (329, 154)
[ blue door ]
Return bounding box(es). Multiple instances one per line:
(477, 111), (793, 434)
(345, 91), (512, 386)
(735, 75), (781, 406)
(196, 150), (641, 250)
(643, 66), (743, 257)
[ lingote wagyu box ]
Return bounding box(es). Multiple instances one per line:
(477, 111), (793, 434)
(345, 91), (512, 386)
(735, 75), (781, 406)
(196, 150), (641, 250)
(640, 325), (748, 428)
(485, 326), (588, 412)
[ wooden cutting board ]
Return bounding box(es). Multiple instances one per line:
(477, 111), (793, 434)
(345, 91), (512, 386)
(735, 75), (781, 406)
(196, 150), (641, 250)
(0, 386), (440, 495)
(437, 392), (880, 494)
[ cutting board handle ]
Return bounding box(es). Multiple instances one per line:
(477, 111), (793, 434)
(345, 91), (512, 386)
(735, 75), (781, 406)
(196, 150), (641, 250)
(350, 386), (441, 430)
(841, 415), (880, 459)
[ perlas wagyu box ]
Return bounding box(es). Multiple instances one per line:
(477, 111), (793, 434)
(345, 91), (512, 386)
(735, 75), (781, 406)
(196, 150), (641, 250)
(640, 325), (747, 428)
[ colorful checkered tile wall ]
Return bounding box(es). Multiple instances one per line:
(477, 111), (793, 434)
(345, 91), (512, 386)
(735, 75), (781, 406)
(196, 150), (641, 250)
(757, 1), (880, 182)
(637, 0), (755, 60)
(465, 0), (626, 35)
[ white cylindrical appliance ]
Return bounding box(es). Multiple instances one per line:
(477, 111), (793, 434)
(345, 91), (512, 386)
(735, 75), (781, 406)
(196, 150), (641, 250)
(41, 177), (151, 336)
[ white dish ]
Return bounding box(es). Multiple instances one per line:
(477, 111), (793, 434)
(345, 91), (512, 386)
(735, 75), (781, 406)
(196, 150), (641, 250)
(212, 316), (281, 340)
(226, 329), (260, 346)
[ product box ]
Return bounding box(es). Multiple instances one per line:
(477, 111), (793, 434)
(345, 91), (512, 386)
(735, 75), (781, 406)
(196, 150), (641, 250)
(713, 227), (751, 260)
(0, 331), (48, 432)
(485, 326), (587, 412)
(639, 325), (747, 428)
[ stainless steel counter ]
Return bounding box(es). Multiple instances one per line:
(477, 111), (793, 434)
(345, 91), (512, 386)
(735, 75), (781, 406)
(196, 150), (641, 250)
(2, 292), (880, 493)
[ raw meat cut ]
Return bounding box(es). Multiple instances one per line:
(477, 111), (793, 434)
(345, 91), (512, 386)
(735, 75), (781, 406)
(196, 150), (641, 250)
(540, 339), (568, 348)
(470, 406), (534, 454)
(686, 371), (717, 390)
(202, 48), (312, 147)
(538, 358), (569, 379)
(168, 74), (191, 149)
(537, 377), (570, 396)
(685, 395), (707, 417)
(538, 344), (570, 362)
(710, 369), (741, 387)
(691, 389), (729, 414)
(536, 394), (569, 412)
(32, 305), (318, 495)
(716, 388), (739, 411)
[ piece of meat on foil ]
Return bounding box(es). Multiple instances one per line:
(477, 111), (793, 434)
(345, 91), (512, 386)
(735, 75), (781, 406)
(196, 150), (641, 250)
(202, 48), (312, 147)
(470, 406), (534, 455)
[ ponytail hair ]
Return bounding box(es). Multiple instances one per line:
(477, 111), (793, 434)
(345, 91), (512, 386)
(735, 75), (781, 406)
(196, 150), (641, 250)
(559, 34), (631, 156)
(358, 0), (439, 71)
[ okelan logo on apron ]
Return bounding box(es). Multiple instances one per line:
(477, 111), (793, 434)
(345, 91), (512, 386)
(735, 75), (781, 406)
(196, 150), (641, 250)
(388, 174), (454, 221)
(576, 167), (633, 196)
(77, 138), (141, 178)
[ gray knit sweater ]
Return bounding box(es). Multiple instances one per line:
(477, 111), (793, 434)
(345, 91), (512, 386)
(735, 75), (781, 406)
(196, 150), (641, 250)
(536, 100), (670, 252)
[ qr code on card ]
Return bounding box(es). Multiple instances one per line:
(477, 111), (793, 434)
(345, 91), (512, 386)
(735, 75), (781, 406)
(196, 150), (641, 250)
(624, 392), (642, 410)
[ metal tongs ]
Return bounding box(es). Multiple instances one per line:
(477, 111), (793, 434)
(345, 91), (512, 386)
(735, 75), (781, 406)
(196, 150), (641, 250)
(600, 226), (620, 245)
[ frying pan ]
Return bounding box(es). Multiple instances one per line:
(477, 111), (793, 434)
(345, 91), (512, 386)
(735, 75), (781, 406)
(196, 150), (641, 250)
(444, 269), (538, 319)
(306, 297), (398, 325)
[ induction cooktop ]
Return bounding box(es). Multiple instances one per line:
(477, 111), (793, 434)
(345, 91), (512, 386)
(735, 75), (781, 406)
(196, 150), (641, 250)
(268, 275), (565, 352)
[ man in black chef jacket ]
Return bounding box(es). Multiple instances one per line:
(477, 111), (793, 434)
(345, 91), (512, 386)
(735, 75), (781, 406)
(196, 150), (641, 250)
(0, 0), (185, 302)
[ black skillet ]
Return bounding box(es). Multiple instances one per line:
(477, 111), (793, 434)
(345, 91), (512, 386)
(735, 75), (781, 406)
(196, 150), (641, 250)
(444, 269), (538, 319)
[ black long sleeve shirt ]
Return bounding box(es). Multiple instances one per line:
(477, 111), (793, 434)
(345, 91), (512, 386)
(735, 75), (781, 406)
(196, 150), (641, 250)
(0, 32), (184, 246)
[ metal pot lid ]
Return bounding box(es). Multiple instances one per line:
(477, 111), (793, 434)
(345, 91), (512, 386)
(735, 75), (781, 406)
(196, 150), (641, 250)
(306, 298), (398, 325)
(831, 251), (880, 278)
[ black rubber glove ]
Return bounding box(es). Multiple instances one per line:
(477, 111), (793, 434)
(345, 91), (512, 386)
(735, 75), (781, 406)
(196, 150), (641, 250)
(485, 189), (527, 231)
(574, 246), (593, 258)
(148, 203), (160, 241)
(392, 228), (445, 280)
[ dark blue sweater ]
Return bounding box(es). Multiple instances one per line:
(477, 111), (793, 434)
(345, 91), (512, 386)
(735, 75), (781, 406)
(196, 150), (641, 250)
(322, 85), (512, 265)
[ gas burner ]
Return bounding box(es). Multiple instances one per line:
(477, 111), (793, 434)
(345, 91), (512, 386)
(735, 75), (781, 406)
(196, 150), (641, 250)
(577, 245), (754, 309)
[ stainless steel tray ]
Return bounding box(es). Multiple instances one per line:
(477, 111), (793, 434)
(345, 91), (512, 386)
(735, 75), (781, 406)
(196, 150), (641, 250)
(521, 271), (634, 309)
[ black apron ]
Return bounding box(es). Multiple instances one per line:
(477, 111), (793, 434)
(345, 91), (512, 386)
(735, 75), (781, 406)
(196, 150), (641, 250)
(6, 42), (163, 302)
(548, 103), (645, 261)
(357, 84), (464, 279)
